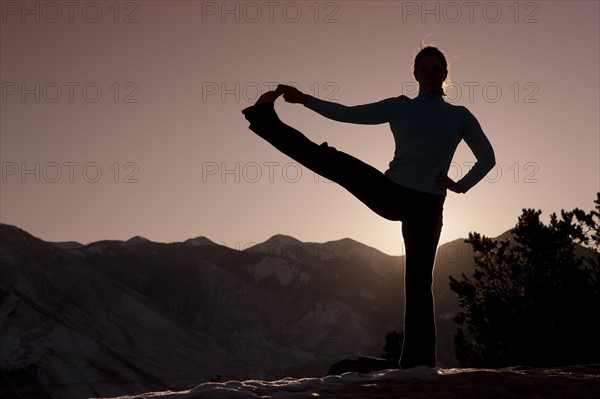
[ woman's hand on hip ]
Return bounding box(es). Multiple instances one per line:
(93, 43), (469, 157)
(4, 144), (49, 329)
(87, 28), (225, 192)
(436, 173), (464, 194)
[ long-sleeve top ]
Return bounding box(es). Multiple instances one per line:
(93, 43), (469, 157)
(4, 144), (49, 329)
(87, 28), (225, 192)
(304, 89), (496, 196)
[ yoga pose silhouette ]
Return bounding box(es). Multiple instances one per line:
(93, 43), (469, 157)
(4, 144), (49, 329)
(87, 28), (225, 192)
(242, 46), (495, 368)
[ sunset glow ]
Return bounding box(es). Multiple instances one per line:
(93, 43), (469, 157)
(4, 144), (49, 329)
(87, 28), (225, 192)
(1, 1), (598, 255)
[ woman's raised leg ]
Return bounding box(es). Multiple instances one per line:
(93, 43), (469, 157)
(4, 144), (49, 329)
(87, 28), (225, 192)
(242, 102), (404, 221)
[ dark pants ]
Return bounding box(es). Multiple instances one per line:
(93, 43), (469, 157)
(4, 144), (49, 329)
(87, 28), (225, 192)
(242, 103), (444, 368)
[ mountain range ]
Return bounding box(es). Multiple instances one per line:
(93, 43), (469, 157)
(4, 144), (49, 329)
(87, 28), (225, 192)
(0, 223), (481, 399)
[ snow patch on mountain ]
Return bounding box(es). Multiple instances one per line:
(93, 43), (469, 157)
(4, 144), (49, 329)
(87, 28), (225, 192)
(241, 257), (311, 287)
(246, 234), (308, 262)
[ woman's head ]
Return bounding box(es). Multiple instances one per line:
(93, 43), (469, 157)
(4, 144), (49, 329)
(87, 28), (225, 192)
(412, 46), (449, 94)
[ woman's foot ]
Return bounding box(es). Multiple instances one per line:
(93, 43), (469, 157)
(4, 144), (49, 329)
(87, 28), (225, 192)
(242, 89), (284, 124)
(255, 88), (284, 105)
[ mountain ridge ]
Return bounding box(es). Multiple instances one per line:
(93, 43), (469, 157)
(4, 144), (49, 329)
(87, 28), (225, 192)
(0, 222), (513, 399)
(0, 221), (509, 260)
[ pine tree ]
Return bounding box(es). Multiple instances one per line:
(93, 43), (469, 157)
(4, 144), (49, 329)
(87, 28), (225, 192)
(449, 194), (600, 367)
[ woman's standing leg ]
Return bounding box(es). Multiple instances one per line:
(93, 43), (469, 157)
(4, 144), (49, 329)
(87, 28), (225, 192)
(399, 195), (444, 368)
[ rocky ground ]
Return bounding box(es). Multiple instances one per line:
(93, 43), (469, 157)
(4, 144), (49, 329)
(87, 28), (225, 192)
(102, 365), (600, 399)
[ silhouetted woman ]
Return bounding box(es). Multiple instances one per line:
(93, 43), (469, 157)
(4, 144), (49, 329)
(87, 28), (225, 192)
(242, 46), (495, 368)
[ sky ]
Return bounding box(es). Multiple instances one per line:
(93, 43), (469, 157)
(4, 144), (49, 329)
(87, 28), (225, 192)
(1, 0), (599, 256)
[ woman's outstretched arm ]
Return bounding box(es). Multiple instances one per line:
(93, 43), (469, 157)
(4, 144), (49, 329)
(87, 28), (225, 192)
(277, 84), (395, 125)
